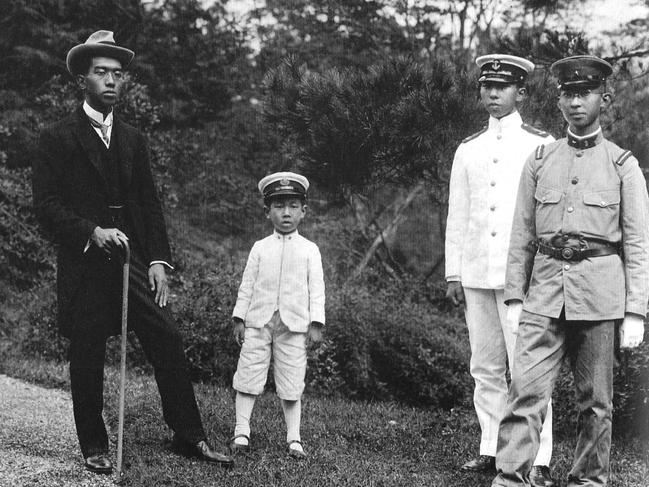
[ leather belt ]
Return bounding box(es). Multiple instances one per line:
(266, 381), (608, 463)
(537, 239), (619, 261)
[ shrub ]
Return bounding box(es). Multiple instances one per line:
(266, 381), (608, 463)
(323, 275), (472, 408)
(2, 285), (66, 362)
(167, 253), (246, 384)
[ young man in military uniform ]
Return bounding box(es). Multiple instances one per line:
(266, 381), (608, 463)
(492, 55), (649, 487)
(445, 54), (555, 486)
(32, 31), (234, 474)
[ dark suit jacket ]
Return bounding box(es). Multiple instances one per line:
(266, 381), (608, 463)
(32, 106), (171, 338)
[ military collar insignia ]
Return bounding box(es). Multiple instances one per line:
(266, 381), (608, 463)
(568, 136), (596, 149)
(567, 128), (602, 150)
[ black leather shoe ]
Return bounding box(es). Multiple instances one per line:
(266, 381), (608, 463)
(84, 453), (113, 474)
(170, 435), (234, 468)
(530, 465), (555, 487)
(195, 440), (235, 467)
(460, 455), (496, 473)
(287, 440), (307, 460)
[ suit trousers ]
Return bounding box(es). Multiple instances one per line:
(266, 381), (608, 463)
(68, 250), (205, 458)
(464, 288), (552, 464)
(492, 310), (614, 487)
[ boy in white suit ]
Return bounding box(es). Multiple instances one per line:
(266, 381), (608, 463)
(445, 54), (555, 486)
(229, 171), (325, 459)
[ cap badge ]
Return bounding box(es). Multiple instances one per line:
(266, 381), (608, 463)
(280, 178), (290, 186)
(491, 60), (501, 70)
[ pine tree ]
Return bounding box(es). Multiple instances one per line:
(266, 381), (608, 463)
(263, 55), (481, 277)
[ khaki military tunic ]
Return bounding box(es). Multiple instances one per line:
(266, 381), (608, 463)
(504, 131), (649, 321)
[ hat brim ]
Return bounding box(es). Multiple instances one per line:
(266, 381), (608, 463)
(264, 190), (306, 200)
(479, 75), (518, 84)
(559, 80), (604, 90)
(66, 44), (134, 75)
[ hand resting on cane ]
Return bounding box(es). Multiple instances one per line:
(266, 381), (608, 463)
(91, 226), (129, 255)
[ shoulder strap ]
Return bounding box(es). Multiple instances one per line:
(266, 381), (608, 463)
(535, 145), (545, 160)
(461, 126), (488, 144)
(615, 150), (633, 166)
(521, 123), (550, 138)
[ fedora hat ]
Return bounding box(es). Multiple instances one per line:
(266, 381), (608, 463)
(66, 30), (134, 75)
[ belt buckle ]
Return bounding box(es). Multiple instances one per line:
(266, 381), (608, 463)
(561, 247), (575, 260)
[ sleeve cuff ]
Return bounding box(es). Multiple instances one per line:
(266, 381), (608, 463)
(504, 296), (524, 306)
(150, 260), (174, 270)
(625, 305), (647, 319)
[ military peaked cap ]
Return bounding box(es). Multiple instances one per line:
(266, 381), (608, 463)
(476, 54), (535, 84)
(550, 55), (612, 89)
(258, 172), (309, 200)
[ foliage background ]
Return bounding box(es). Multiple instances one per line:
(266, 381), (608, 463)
(1, 0), (648, 441)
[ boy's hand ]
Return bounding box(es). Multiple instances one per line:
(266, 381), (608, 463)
(446, 281), (465, 307)
(232, 318), (245, 347)
(307, 321), (323, 348)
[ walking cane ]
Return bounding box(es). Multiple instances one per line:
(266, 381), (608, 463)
(116, 242), (130, 480)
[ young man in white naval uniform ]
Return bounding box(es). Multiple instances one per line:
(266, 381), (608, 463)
(445, 54), (555, 486)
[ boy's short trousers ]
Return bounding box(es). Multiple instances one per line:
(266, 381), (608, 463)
(233, 311), (307, 400)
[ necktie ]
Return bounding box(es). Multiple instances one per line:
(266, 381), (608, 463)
(88, 117), (111, 146)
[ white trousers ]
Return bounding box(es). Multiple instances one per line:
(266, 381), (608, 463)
(464, 287), (552, 465)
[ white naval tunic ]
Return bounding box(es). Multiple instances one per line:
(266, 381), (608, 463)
(232, 230), (325, 333)
(445, 111), (555, 289)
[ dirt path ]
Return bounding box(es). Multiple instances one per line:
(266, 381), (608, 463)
(0, 374), (116, 487)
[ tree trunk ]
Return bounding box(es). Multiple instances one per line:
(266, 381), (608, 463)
(348, 182), (426, 281)
(344, 189), (371, 239)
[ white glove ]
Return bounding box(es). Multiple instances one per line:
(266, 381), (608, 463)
(505, 301), (523, 335)
(619, 314), (645, 349)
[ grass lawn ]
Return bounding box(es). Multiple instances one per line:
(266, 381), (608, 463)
(1, 354), (648, 487)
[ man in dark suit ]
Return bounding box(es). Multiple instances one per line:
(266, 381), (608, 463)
(32, 30), (234, 474)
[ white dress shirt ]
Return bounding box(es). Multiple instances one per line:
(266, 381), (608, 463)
(445, 111), (554, 289)
(83, 101), (113, 148)
(233, 230), (325, 333)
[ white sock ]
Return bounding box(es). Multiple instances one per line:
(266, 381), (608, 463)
(281, 398), (302, 446)
(234, 392), (256, 445)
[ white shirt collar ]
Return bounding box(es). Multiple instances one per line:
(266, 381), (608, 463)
(488, 110), (522, 132)
(83, 101), (113, 127)
(567, 126), (601, 140)
(274, 229), (300, 239)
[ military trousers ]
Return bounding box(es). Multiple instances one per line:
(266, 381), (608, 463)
(492, 310), (614, 487)
(68, 250), (206, 458)
(464, 288), (552, 464)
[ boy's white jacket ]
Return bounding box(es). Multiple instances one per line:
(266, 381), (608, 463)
(445, 111), (554, 289)
(233, 230), (325, 332)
